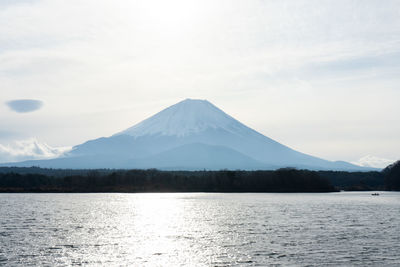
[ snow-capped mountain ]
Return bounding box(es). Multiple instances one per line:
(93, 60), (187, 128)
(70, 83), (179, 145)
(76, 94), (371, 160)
(2, 99), (372, 170)
(116, 99), (250, 137)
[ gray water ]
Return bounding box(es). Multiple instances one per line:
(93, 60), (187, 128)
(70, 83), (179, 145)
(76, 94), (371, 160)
(0, 192), (399, 266)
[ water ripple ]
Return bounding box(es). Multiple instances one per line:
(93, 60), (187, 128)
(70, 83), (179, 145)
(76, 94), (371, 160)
(0, 192), (399, 266)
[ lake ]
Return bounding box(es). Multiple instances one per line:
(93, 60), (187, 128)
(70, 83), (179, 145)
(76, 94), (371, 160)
(0, 192), (399, 266)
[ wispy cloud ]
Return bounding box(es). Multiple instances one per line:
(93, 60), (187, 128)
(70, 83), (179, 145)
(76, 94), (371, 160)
(0, 138), (71, 163)
(6, 99), (43, 113)
(352, 155), (395, 169)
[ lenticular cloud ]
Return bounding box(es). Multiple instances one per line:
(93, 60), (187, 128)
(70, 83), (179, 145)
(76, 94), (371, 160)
(6, 99), (43, 113)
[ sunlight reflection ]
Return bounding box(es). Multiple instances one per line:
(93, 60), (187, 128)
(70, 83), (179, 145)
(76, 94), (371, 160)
(125, 194), (200, 266)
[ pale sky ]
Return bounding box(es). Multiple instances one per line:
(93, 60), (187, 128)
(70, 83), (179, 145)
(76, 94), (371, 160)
(1, 0), (399, 166)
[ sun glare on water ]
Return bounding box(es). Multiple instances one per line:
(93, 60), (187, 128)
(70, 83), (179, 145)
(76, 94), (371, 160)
(124, 194), (199, 266)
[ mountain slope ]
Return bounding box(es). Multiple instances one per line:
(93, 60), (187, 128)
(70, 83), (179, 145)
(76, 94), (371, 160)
(132, 143), (273, 170)
(2, 99), (371, 171)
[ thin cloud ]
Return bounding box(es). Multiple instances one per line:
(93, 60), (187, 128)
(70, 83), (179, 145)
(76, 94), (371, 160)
(0, 138), (71, 163)
(6, 99), (43, 113)
(352, 155), (395, 169)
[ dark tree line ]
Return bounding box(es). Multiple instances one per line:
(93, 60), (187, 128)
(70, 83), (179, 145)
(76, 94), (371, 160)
(1, 162), (399, 193)
(0, 168), (334, 193)
(318, 171), (384, 191)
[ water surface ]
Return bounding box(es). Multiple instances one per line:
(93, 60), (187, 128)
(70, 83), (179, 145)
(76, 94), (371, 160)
(1, 192), (399, 266)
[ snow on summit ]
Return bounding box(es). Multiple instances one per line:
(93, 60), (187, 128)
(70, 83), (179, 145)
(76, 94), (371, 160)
(117, 99), (249, 137)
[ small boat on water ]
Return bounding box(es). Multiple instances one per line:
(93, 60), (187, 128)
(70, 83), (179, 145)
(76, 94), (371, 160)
(371, 193), (380, 196)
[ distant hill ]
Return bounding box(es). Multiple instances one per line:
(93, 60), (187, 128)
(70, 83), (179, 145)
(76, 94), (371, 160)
(1, 99), (376, 171)
(383, 160), (400, 190)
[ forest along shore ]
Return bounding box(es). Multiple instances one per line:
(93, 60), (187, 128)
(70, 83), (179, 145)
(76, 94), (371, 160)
(0, 165), (398, 193)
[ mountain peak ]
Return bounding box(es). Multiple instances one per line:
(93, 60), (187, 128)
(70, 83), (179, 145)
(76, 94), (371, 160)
(116, 99), (247, 137)
(173, 98), (213, 109)
(181, 98), (209, 103)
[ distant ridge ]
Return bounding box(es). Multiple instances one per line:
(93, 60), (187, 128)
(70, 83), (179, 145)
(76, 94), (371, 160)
(1, 99), (374, 171)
